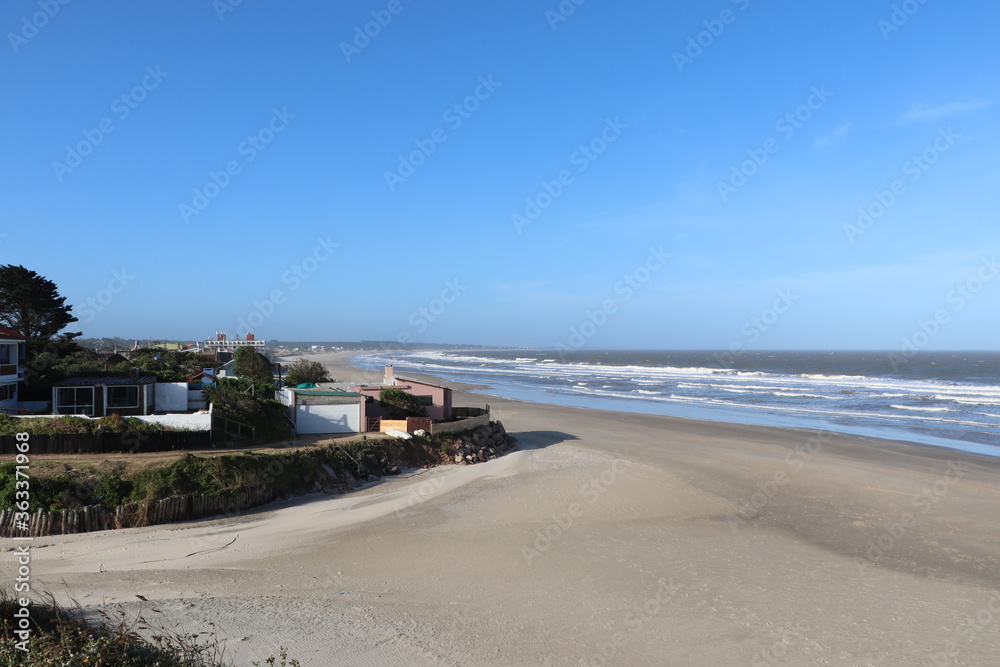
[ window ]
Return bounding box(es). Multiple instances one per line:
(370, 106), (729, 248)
(0, 384), (15, 401)
(57, 387), (94, 415)
(107, 385), (139, 409)
(0, 345), (11, 364)
(417, 395), (434, 406)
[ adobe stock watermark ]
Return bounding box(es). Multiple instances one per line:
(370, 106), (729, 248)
(77, 268), (135, 324)
(522, 454), (631, 565)
(673, 0), (752, 73)
(340, 0), (413, 63)
(7, 0), (70, 53)
(511, 116), (627, 233)
(713, 288), (799, 366)
(395, 278), (467, 346)
(236, 235), (338, 337)
(878, 0), (931, 40)
(179, 107), (295, 223)
(930, 593), (1000, 666)
(213, 0), (245, 21)
(844, 127), (958, 243)
(384, 75), (501, 192)
(52, 66), (170, 182)
(545, 0), (586, 30)
(581, 578), (682, 666)
(717, 85), (833, 202)
(393, 472), (448, 522)
(853, 459), (970, 574)
(750, 620), (810, 667)
(728, 430), (833, 532)
(888, 254), (998, 370)
(555, 246), (667, 357)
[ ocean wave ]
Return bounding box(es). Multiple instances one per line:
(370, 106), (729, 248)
(935, 394), (1000, 406)
(891, 405), (952, 413)
(772, 391), (845, 400)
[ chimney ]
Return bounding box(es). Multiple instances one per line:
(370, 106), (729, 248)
(247, 333), (255, 341)
(385, 365), (394, 381)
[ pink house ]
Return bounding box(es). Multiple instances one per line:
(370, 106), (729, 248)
(351, 365), (453, 421)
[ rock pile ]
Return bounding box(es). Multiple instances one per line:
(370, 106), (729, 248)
(450, 421), (518, 465)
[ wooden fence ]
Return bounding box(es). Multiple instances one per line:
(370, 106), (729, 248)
(371, 417), (432, 434)
(379, 419), (408, 433)
(0, 486), (276, 538)
(0, 430), (213, 455)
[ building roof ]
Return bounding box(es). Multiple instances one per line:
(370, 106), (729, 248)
(0, 325), (25, 341)
(395, 376), (451, 391)
(286, 388), (365, 397)
(53, 376), (157, 386)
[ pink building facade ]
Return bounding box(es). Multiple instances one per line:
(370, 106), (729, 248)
(351, 365), (453, 421)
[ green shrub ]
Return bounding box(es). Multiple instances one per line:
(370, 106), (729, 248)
(378, 388), (427, 418)
(94, 475), (133, 507)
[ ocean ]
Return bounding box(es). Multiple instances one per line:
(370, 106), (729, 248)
(350, 349), (1000, 458)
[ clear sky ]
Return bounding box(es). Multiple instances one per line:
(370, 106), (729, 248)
(2, 1), (998, 350)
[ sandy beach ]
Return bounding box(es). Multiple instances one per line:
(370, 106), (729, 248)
(29, 351), (1000, 665)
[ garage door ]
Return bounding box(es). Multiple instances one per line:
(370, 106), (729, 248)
(295, 403), (360, 434)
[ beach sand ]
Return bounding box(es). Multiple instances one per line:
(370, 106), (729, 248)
(29, 351), (1000, 665)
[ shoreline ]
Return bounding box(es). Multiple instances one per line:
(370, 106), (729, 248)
(330, 349), (1000, 461)
(28, 350), (1000, 665)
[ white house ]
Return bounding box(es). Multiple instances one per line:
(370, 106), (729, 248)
(280, 387), (367, 435)
(0, 326), (26, 413)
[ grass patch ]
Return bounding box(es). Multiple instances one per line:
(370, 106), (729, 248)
(0, 440), (413, 513)
(0, 590), (299, 666)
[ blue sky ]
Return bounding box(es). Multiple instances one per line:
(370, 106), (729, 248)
(2, 0), (998, 350)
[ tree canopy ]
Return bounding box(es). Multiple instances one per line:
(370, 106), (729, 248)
(232, 346), (274, 385)
(284, 359), (331, 386)
(0, 265), (79, 347)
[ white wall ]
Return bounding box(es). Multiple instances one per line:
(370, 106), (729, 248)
(13, 409), (212, 431)
(138, 411), (211, 431)
(295, 403), (360, 434)
(155, 382), (188, 412)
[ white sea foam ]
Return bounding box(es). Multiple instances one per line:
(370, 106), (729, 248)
(349, 350), (1000, 453)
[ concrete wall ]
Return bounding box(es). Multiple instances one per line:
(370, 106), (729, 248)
(187, 389), (207, 410)
(136, 411), (212, 431)
(430, 413), (491, 435)
(155, 383), (188, 412)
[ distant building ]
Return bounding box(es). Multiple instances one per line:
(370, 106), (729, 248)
(0, 326), (26, 413)
(203, 332), (265, 352)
